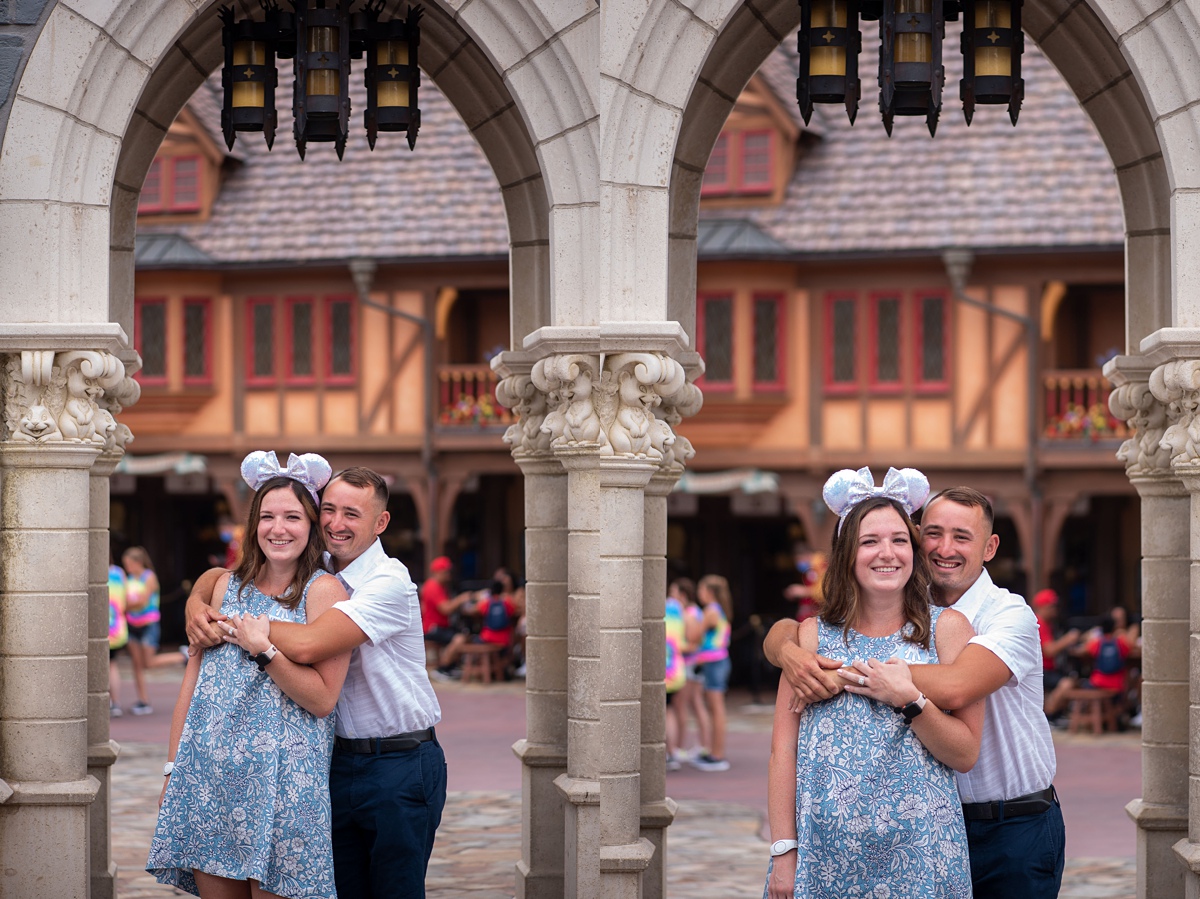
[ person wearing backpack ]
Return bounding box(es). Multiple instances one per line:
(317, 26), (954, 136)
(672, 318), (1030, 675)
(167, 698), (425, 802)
(434, 574), (522, 676)
(1086, 616), (1131, 693)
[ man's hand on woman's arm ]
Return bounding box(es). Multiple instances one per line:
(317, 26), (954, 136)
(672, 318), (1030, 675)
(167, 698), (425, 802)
(184, 567), (229, 651)
(763, 618), (844, 704)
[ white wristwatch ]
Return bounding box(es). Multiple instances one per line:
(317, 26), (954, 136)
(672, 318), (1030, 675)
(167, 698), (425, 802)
(770, 839), (798, 857)
(163, 761), (175, 777)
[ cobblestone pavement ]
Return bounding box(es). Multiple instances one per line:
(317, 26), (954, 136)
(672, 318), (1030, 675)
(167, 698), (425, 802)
(113, 739), (1135, 898)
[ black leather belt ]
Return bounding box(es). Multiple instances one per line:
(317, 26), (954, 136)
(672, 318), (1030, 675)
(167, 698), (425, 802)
(962, 786), (1056, 821)
(334, 727), (435, 754)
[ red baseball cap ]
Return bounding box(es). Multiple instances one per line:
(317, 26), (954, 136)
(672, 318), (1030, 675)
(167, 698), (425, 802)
(1033, 589), (1058, 607)
(430, 556), (453, 573)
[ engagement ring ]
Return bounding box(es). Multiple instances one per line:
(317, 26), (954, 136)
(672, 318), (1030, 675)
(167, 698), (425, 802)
(858, 676), (866, 686)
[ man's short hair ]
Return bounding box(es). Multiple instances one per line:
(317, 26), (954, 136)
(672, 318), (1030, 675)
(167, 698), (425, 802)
(924, 486), (994, 533)
(330, 466), (389, 510)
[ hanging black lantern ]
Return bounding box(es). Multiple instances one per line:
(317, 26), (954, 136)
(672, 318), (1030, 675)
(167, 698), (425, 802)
(879, 0), (946, 136)
(960, 0), (1023, 125)
(219, 2), (283, 151)
(294, 0), (353, 159)
(361, 3), (423, 150)
(797, 0), (862, 125)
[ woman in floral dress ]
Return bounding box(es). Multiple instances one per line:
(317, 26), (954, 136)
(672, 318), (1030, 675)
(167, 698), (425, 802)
(765, 470), (984, 899)
(148, 452), (350, 899)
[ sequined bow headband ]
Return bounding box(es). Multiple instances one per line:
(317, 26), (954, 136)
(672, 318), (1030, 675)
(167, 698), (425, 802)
(240, 450), (332, 505)
(822, 465), (930, 532)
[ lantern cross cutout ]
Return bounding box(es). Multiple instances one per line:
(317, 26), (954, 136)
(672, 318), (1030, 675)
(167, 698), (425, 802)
(221, 0), (423, 159)
(796, 0), (1024, 134)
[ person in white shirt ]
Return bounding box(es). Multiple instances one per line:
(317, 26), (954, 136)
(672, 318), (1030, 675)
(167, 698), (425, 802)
(764, 486), (1065, 898)
(187, 466), (445, 899)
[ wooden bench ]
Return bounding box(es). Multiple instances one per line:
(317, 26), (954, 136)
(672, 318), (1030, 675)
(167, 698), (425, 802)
(460, 643), (506, 684)
(1065, 688), (1119, 735)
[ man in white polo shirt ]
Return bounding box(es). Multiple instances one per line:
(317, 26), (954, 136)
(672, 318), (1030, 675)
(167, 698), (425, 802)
(187, 467), (445, 899)
(764, 486), (1064, 898)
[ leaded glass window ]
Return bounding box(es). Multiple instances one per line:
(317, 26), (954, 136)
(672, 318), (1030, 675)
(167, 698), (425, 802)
(830, 298), (856, 384)
(184, 300), (208, 381)
(753, 297), (781, 384)
(703, 296), (733, 383)
(290, 301), (313, 378)
(138, 301), (166, 380)
(875, 297), (901, 383)
(252, 302), (275, 380)
(329, 300), (353, 377)
(921, 296), (946, 383)
(703, 134), (731, 194)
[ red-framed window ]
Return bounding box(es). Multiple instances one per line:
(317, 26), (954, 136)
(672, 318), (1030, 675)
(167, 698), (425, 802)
(286, 297), (317, 385)
(738, 130), (774, 195)
(138, 155), (203, 214)
(134, 298), (168, 386)
(182, 297), (213, 386)
(696, 293), (734, 390)
(702, 133), (732, 195)
(825, 291), (951, 394)
(326, 296), (356, 384)
(752, 293), (786, 391)
(869, 293), (903, 393)
(824, 293), (858, 393)
(247, 297), (277, 386)
(915, 292), (950, 391)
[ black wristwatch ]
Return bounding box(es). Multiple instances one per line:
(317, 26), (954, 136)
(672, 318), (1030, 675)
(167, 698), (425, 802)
(900, 693), (927, 723)
(251, 645), (278, 670)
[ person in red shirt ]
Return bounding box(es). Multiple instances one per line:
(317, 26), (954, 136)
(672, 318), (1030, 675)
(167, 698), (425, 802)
(420, 556), (474, 670)
(1085, 616), (1132, 693)
(435, 572), (523, 678)
(1035, 589), (1082, 720)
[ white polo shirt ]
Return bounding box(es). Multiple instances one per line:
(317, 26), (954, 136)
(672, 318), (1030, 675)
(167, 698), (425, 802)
(326, 540), (441, 739)
(950, 569), (1056, 803)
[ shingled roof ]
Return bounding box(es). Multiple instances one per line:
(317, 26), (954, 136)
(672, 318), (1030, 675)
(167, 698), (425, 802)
(139, 32), (1122, 266)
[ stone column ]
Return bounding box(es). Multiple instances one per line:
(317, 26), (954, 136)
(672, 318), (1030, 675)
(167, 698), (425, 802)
(86, 376), (136, 899)
(639, 384), (701, 899)
(1111, 360), (1188, 898)
(497, 367), (570, 899)
(0, 349), (125, 898)
(1127, 357), (1198, 897)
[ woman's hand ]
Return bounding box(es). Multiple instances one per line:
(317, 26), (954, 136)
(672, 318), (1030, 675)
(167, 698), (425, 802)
(220, 613), (272, 655)
(838, 657), (921, 708)
(767, 850), (797, 899)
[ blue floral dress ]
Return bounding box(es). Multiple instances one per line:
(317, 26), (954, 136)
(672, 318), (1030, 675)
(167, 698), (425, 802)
(147, 572), (337, 898)
(764, 606), (972, 898)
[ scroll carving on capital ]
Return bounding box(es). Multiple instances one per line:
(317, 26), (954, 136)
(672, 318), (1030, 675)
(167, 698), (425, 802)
(1147, 360), (1200, 470)
(1109, 378), (1171, 476)
(2, 350), (128, 449)
(496, 373), (556, 458)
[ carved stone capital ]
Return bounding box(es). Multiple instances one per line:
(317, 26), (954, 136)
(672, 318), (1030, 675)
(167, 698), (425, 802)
(1148, 359), (1200, 472)
(2, 350), (131, 450)
(1109, 376), (1172, 477)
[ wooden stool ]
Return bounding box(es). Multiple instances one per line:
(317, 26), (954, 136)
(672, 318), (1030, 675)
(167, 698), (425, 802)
(460, 643), (504, 684)
(424, 640), (441, 670)
(1065, 688), (1119, 734)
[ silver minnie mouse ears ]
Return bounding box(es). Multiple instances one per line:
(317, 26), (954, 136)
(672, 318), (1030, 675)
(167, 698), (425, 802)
(822, 466), (930, 532)
(240, 450), (332, 505)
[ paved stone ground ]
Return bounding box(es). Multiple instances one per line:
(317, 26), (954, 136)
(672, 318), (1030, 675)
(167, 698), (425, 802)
(108, 662), (1139, 897)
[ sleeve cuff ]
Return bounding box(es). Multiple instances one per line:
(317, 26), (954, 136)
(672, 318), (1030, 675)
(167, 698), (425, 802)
(966, 634), (1023, 683)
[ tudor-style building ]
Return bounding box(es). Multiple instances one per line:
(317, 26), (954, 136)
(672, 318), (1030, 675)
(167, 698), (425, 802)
(121, 37), (1132, 641)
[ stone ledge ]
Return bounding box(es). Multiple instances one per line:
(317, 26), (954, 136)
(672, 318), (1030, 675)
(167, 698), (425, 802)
(1174, 837), (1200, 874)
(554, 772), (599, 806)
(0, 323), (129, 354)
(1127, 798), (1188, 831)
(599, 837), (655, 873)
(6, 774), (100, 805)
(520, 323), (690, 356)
(1140, 328), (1200, 364)
(88, 738), (120, 767)
(641, 797), (678, 828)
(512, 738), (567, 767)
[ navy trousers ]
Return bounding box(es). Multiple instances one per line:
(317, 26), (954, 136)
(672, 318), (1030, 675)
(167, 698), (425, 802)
(330, 735), (448, 899)
(965, 795), (1066, 899)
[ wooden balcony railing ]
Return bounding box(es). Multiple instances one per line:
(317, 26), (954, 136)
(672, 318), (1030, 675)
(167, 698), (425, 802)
(437, 364), (513, 428)
(1042, 369), (1129, 442)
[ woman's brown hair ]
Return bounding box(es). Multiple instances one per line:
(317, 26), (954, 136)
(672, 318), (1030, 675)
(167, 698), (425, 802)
(670, 577), (697, 606)
(819, 496), (932, 649)
(122, 545), (155, 571)
(232, 477), (326, 610)
(698, 574), (733, 619)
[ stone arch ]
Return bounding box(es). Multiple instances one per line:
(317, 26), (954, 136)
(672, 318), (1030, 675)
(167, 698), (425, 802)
(0, 0), (590, 350)
(668, 0), (1173, 350)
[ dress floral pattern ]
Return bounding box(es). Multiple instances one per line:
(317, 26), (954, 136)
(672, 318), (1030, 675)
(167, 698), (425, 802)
(764, 606), (972, 898)
(147, 572), (337, 898)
